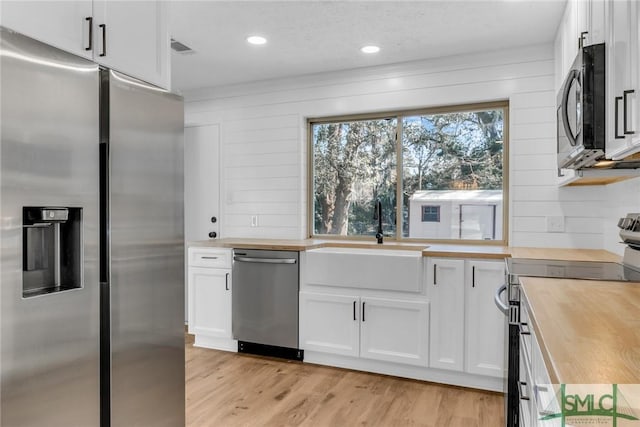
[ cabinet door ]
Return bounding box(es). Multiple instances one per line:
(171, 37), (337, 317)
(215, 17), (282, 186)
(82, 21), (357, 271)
(0, 1), (93, 59)
(607, 0), (639, 158)
(188, 267), (232, 339)
(93, 0), (169, 89)
(575, 0), (606, 46)
(588, 0), (606, 44)
(427, 258), (465, 371)
(360, 297), (429, 366)
(465, 260), (506, 378)
(561, 0), (579, 76)
(299, 292), (359, 357)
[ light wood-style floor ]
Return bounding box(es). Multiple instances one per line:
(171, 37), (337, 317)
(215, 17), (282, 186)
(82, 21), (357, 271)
(186, 334), (504, 427)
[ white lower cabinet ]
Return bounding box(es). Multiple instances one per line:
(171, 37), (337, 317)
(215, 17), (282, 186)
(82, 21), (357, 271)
(427, 257), (505, 379)
(299, 292), (359, 357)
(465, 260), (507, 377)
(360, 297), (429, 366)
(189, 267), (231, 338)
(300, 292), (429, 367)
(520, 299), (560, 427)
(427, 258), (465, 371)
(187, 247), (236, 351)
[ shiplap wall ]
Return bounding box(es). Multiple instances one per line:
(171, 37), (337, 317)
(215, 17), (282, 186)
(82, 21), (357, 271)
(184, 43), (604, 247)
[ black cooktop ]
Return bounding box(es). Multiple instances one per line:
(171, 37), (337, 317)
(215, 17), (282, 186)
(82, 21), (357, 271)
(506, 258), (640, 282)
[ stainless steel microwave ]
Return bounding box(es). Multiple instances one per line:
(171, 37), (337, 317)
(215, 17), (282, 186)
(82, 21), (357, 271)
(557, 43), (606, 169)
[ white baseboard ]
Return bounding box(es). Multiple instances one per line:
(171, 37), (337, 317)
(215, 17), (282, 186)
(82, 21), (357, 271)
(304, 351), (504, 392)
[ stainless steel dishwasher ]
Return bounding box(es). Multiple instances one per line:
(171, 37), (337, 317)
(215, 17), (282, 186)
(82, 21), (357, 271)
(232, 249), (302, 360)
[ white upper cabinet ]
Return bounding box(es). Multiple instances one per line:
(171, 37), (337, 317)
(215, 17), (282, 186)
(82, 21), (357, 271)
(93, 1), (169, 89)
(0, 1), (94, 60)
(577, 0), (606, 46)
(561, 0), (579, 79)
(0, 0), (170, 90)
(555, 0), (606, 93)
(606, 0), (640, 159)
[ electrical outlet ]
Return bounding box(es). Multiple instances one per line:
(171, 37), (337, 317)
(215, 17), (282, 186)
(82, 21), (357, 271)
(546, 216), (565, 233)
(250, 215), (259, 227)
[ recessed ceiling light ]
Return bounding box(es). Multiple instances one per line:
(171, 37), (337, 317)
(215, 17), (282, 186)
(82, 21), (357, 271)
(247, 36), (267, 45)
(361, 45), (380, 54)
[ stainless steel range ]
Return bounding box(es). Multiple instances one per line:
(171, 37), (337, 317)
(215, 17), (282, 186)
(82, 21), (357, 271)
(495, 212), (640, 427)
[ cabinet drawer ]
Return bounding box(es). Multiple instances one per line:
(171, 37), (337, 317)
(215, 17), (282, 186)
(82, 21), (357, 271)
(519, 302), (532, 369)
(519, 340), (533, 427)
(188, 247), (231, 268)
(531, 327), (560, 423)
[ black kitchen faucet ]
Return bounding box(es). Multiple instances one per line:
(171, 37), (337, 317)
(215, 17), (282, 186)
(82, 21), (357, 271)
(374, 199), (383, 244)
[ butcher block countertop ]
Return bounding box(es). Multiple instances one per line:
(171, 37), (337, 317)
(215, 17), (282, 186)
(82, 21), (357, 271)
(189, 238), (622, 262)
(421, 244), (510, 259)
(509, 247), (622, 262)
(520, 277), (640, 385)
(190, 238), (507, 256)
(188, 238), (428, 251)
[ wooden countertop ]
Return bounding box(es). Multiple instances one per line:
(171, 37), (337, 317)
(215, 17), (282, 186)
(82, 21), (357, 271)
(188, 239), (621, 262)
(509, 247), (622, 263)
(189, 238), (505, 256)
(422, 244), (510, 259)
(520, 277), (640, 385)
(188, 238), (431, 251)
(188, 238), (326, 251)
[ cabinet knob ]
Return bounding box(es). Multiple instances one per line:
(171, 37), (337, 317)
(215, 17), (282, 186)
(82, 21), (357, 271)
(211, 216), (217, 223)
(208, 231), (217, 239)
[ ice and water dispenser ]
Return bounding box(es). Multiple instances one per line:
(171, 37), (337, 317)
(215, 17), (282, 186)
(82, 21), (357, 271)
(22, 207), (82, 297)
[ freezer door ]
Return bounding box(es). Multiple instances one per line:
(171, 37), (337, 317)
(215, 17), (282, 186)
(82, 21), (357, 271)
(0, 28), (101, 426)
(107, 70), (185, 427)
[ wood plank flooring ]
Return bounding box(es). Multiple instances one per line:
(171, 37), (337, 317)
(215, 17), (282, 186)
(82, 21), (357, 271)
(186, 334), (504, 427)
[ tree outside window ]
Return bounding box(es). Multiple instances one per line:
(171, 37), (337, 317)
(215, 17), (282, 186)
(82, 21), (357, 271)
(310, 102), (506, 242)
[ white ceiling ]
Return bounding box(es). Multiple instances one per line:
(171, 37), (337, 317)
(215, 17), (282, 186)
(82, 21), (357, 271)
(169, 0), (567, 92)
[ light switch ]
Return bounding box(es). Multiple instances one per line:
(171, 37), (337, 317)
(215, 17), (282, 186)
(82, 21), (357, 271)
(546, 216), (565, 233)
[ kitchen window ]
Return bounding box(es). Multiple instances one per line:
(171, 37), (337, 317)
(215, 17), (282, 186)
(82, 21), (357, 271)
(308, 101), (508, 243)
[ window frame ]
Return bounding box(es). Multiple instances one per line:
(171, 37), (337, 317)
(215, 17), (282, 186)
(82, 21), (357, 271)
(307, 100), (509, 245)
(421, 205), (441, 223)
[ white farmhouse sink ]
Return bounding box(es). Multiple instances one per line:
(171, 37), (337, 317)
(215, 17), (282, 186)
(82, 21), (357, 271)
(305, 247), (423, 292)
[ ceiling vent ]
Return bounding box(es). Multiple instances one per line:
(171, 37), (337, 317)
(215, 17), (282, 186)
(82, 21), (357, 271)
(170, 39), (194, 54)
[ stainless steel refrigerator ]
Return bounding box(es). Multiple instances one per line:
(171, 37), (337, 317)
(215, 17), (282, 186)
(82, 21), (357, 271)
(0, 27), (185, 426)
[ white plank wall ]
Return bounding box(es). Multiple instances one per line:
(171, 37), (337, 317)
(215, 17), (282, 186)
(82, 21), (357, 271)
(184, 43), (604, 247)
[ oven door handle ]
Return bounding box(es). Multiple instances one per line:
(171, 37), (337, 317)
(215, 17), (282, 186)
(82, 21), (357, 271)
(494, 284), (509, 315)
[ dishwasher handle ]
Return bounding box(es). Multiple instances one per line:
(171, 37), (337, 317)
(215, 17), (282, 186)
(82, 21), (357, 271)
(233, 256), (297, 265)
(494, 284), (509, 315)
